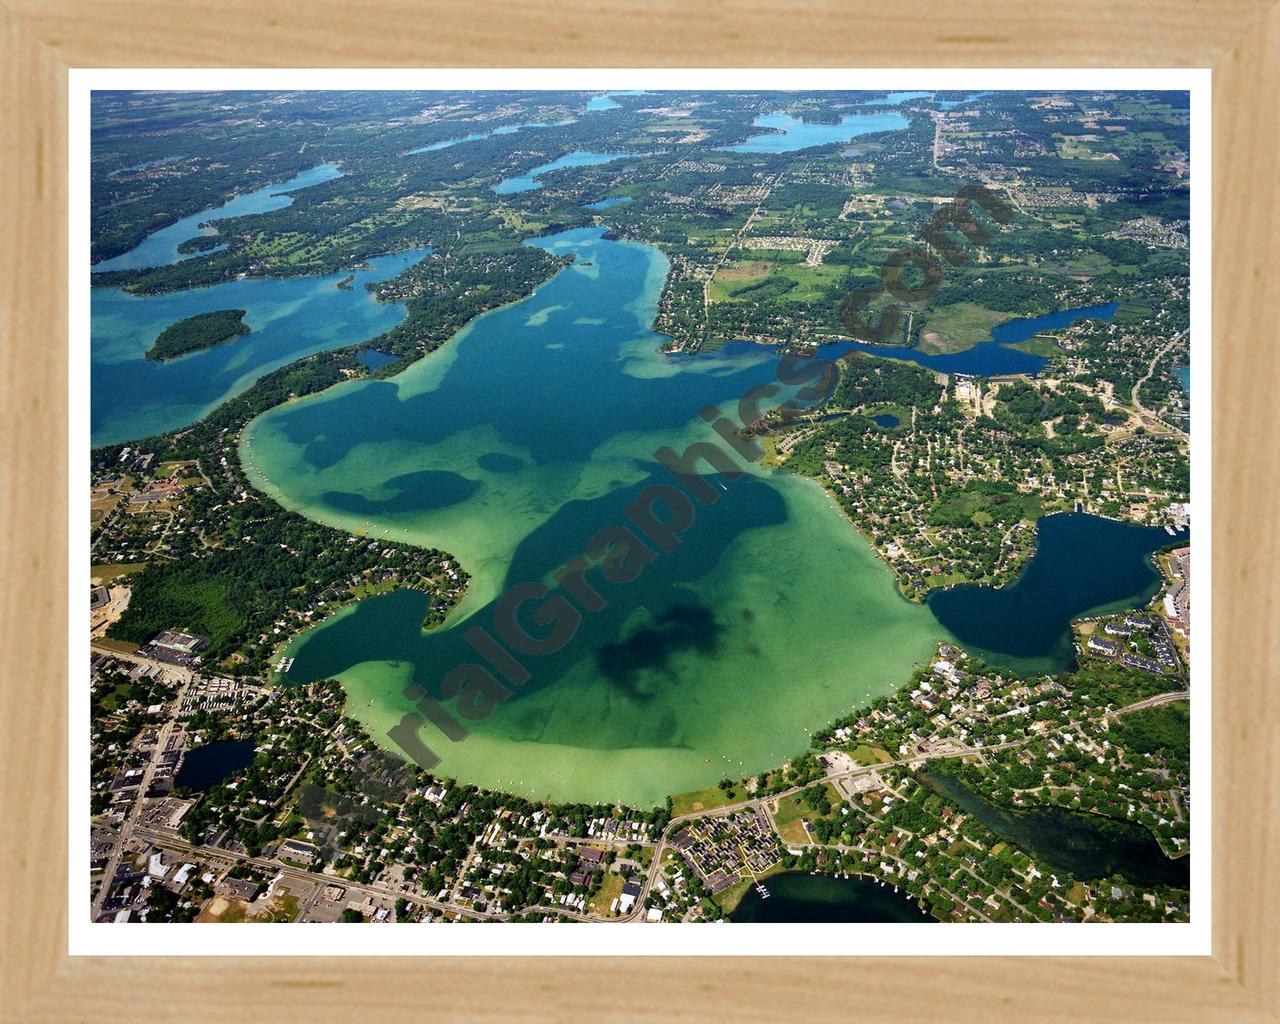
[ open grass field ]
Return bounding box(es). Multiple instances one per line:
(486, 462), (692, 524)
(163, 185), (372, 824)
(91, 637), (141, 655)
(196, 895), (249, 922)
(254, 888), (302, 922)
(923, 570), (972, 589)
(771, 782), (842, 844)
(715, 259), (771, 282)
(1038, 251), (1116, 278)
(1002, 334), (1063, 357)
(1115, 300), (1156, 324)
(669, 782), (743, 817)
(89, 493), (125, 530)
(588, 870), (626, 917)
(917, 301), (1007, 354)
(1053, 133), (1119, 161)
(846, 744), (893, 766)
(710, 256), (845, 305)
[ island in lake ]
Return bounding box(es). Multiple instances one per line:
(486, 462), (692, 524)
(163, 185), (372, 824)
(144, 308), (251, 362)
(87, 86), (1194, 931)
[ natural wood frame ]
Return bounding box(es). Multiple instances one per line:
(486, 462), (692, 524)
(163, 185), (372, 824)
(2, 2), (1276, 1020)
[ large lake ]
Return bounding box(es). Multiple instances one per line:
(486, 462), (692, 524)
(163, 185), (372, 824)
(90, 249), (428, 446)
(241, 227), (950, 806)
(90, 212), (1174, 806)
(92, 163), (344, 273)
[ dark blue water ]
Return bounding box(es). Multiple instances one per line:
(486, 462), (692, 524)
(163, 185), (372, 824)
(872, 413), (900, 428)
(921, 771), (1190, 888)
(852, 303), (1120, 376)
(92, 163), (344, 273)
(731, 872), (937, 922)
(356, 349), (398, 370)
(174, 738), (256, 792)
(927, 512), (1188, 673)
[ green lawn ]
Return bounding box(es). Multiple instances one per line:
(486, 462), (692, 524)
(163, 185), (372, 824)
(93, 637), (141, 655)
(670, 783), (742, 818)
(91, 562), (146, 582)
(846, 744), (892, 765)
(772, 782), (843, 844)
(588, 870), (626, 917)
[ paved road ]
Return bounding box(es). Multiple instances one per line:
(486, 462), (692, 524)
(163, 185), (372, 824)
(92, 689), (1188, 924)
(1132, 328), (1189, 433)
(628, 690), (1190, 921)
(90, 669), (194, 920)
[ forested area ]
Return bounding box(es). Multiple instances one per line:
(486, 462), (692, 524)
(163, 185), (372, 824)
(145, 308), (249, 361)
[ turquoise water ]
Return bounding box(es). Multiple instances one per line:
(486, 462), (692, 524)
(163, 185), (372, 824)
(242, 227), (948, 806)
(852, 303), (1120, 376)
(407, 120), (575, 154)
(1173, 365), (1190, 393)
(723, 112), (909, 153)
(90, 248), (428, 445)
(927, 512), (1188, 674)
(493, 152), (634, 194)
(92, 163), (344, 273)
(584, 196), (633, 210)
(731, 872), (936, 922)
(587, 91), (649, 111)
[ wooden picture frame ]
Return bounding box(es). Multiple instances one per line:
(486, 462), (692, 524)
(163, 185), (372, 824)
(2, 2), (1276, 1019)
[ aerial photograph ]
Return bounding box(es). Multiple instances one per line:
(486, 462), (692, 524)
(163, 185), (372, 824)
(87, 86), (1193, 928)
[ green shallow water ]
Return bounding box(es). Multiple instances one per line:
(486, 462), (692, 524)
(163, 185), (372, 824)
(242, 227), (948, 806)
